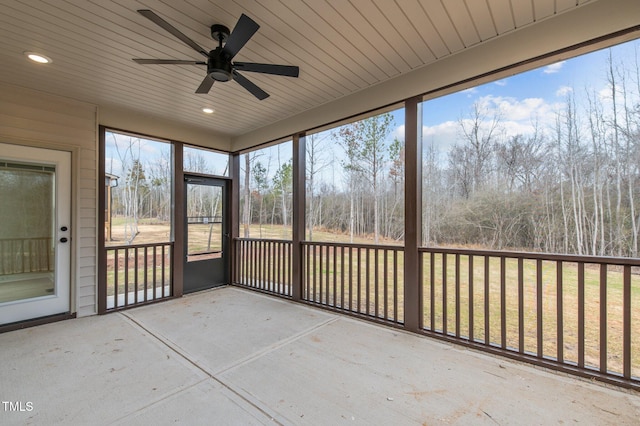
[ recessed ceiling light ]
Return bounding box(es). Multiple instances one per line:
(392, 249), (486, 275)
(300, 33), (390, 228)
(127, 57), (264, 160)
(202, 108), (215, 114)
(25, 52), (52, 64)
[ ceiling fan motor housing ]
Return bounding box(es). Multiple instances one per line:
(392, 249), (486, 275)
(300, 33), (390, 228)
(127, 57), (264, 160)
(208, 47), (233, 81)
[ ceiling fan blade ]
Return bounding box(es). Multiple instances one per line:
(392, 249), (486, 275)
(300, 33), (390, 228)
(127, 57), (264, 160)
(233, 62), (299, 77)
(223, 14), (259, 59)
(138, 9), (209, 58)
(195, 75), (215, 94)
(133, 59), (206, 65)
(233, 71), (269, 100)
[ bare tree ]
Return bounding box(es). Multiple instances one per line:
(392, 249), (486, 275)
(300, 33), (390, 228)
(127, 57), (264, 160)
(356, 113), (394, 244)
(306, 132), (329, 240)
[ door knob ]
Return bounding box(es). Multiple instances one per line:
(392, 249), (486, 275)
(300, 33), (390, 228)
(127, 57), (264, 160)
(60, 237), (68, 243)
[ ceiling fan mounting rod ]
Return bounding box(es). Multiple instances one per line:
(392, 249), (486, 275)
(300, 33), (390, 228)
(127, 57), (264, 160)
(210, 24), (230, 45)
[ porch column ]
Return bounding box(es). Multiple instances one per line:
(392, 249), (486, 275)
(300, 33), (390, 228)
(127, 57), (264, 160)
(172, 142), (184, 297)
(292, 133), (306, 301)
(230, 153), (240, 284)
(404, 96), (422, 332)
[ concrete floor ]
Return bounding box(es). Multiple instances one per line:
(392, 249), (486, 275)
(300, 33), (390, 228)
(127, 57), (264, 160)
(1, 287), (639, 425)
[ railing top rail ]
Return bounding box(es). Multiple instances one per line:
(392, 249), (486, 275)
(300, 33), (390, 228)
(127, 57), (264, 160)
(419, 246), (640, 266)
(106, 241), (173, 250)
(235, 238), (293, 244)
(302, 240), (404, 250)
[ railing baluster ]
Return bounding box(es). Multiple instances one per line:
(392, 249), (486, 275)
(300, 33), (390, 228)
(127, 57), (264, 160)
(333, 244), (337, 308)
(357, 248), (362, 313)
(161, 245), (166, 298)
(288, 242), (292, 296)
(319, 244), (324, 304)
(269, 241), (274, 292)
(341, 246), (345, 309)
(393, 250), (398, 323)
(469, 255), (474, 342)
(537, 258), (543, 358)
(374, 248), (379, 319)
(278, 242), (283, 295)
(124, 248), (129, 307)
(252, 240), (256, 288)
(152, 246), (157, 298)
(557, 260), (564, 363)
(442, 253), (447, 334)
(265, 241), (270, 292)
(623, 265), (631, 379)
(247, 241), (251, 287)
(578, 262), (585, 368)
(314, 244), (319, 302)
(600, 263), (607, 374)
(484, 256), (490, 345)
(501, 256), (506, 349)
(325, 245), (330, 305)
(143, 247), (148, 302)
(261, 241), (266, 291)
(430, 252), (435, 330)
(455, 253), (460, 338)
(366, 248), (370, 316)
(243, 240), (247, 285)
(384, 249), (389, 321)
(518, 258), (524, 354)
(134, 247), (139, 305)
(306, 244), (311, 300)
(114, 248), (119, 308)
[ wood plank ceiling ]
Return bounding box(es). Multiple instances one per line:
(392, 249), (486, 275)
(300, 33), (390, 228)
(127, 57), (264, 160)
(0, 0), (592, 138)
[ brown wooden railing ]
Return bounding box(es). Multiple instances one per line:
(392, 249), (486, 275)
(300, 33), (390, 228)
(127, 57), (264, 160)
(0, 237), (52, 275)
(419, 247), (640, 385)
(232, 236), (639, 388)
(302, 242), (404, 324)
(234, 238), (292, 297)
(105, 242), (173, 311)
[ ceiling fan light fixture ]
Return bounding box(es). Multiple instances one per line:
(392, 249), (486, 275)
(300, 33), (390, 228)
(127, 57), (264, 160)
(134, 10), (299, 99)
(202, 107), (215, 114)
(25, 52), (52, 64)
(208, 49), (233, 82)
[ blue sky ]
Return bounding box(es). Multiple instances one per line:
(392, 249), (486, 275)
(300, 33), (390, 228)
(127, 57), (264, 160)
(416, 38), (640, 154)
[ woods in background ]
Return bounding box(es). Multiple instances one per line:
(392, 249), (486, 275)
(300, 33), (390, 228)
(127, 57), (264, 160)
(240, 48), (640, 258)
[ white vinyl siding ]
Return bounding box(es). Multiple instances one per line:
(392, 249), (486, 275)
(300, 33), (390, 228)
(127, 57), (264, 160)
(0, 82), (98, 317)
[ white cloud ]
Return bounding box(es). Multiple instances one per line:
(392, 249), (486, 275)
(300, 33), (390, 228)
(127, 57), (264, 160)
(494, 79), (508, 87)
(422, 120), (461, 151)
(556, 86), (573, 97)
(598, 84), (612, 101)
(420, 94), (563, 152)
(395, 124), (405, 142)
(461, 87), (478, 97)
(543, 61), (566, 74)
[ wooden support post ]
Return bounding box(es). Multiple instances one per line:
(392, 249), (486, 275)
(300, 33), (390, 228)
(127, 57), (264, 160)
(230, 153), (240, 284)
(404, 96), (422, 332)
(292, 133), (306, 301)
(172, 142), (184, 297)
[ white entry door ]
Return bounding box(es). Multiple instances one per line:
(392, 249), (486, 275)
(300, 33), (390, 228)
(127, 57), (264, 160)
(0, 143), (71, 325)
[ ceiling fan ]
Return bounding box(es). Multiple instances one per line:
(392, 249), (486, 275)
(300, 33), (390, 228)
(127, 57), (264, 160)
(133, 9), (299, 100)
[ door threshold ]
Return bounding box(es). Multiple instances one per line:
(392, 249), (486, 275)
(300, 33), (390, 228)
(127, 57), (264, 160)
(0, 312), (76, 334)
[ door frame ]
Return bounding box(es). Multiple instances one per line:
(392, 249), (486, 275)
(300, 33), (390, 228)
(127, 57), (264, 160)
(0, 143), (72, 325)
(183, 174), (230, 293)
